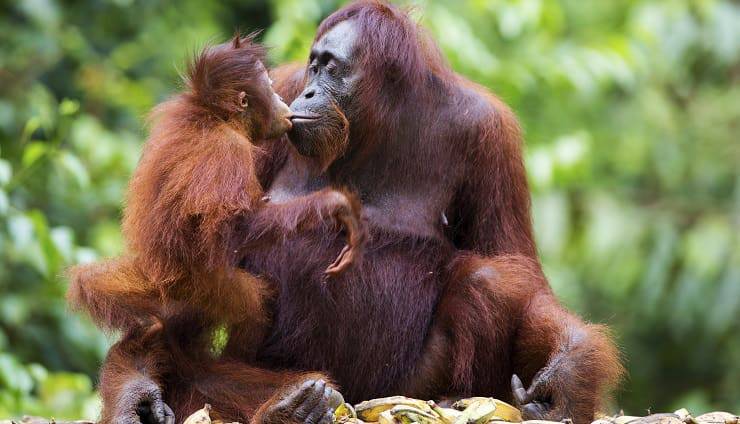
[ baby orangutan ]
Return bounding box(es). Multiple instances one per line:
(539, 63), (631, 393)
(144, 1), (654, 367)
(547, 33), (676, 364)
(67, 34), (361, 424)
(68, 34), (364, 331)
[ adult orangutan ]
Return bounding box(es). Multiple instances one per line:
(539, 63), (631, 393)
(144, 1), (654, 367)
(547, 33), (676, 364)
(95, 2), (622, 424)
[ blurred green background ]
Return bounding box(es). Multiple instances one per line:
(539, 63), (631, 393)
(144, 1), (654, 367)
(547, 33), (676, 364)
(1, 0), (738, 419)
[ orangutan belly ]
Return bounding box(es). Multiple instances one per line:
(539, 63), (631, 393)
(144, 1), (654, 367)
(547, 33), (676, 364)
(242, 227), (454, 402)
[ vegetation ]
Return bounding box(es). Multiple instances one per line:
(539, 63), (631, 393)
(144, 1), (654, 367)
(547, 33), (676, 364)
(0, 0), (738, 419)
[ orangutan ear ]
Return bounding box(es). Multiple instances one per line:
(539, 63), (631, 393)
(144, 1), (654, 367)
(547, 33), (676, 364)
(238, 91), (248, 110)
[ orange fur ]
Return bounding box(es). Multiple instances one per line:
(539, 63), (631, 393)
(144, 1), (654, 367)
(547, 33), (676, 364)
(66, 36), (363, 424)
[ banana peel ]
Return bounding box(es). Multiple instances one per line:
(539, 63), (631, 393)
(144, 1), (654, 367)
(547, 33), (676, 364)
(352, 396), (523, 424)
(183, 399), (739, 424)
(429, 400), (463, 423)
(377, 410), (397, 424)
(452, 397), (523, 423)
(336, 403), (358, 420)
(390, 405), (441, 423)
(183, 404), (212, 424)
(452, 397), (497, 423)
(694, 412), (739, 424)
(356, 396), (436, 422)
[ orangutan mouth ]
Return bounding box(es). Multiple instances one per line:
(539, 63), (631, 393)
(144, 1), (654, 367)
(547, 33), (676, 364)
(290, 114), (321, 123)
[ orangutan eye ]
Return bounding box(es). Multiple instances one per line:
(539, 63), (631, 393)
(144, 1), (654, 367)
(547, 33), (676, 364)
(326, 61), (338, 74)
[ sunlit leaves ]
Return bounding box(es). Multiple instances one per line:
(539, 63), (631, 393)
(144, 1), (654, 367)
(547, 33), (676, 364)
(57, 151), (90, 188)
(0, 0), (738, 417)
(0, 353), (98, 419)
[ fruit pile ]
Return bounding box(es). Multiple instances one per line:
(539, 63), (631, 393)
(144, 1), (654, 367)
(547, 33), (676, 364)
(181, 397), (740, 424)
(338, 396), (521, 423)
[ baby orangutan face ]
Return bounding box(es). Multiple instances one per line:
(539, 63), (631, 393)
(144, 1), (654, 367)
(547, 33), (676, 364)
(263, 70), (293, 140)
(184, 34), (293, 143)
(241, 62), (293, 142)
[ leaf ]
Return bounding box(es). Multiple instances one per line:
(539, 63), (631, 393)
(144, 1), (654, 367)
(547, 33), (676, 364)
(74, 247), (98, 265)
(7, 211), (52, 277)
(21, 116), (41, 143)
(28, 210), (61, 278)
(57, 151), (90, 188)
(8, 213), (35, 248)
(0, 354), (33, 395)
(50, 226), (75, 263)
(0, 190), (8, 216)
(59, 98), (80, 116)
(21, 141), (49, 168)
(0, 159), (11, 185)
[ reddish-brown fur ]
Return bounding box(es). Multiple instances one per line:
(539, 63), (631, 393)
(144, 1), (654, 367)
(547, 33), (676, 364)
(87, 2), (622, 424)
(67, 34), (363, 327)
(67, 35), (362, 424)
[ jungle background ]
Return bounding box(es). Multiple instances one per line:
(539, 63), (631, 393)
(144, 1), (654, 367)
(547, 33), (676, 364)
(0, 0), (738, 419)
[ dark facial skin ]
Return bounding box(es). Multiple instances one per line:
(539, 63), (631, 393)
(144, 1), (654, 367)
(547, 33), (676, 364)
(288, 21), (358, 158)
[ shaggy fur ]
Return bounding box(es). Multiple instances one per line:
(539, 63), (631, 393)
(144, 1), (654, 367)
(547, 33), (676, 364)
(89, 3), (622, 424)
(67, 35), (362, 424)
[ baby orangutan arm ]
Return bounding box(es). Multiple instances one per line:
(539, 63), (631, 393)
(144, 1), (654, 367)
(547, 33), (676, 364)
(241, 188), (365, 276)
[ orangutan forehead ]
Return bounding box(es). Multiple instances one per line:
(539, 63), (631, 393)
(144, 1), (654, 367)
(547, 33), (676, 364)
(312, 20), (357, 62)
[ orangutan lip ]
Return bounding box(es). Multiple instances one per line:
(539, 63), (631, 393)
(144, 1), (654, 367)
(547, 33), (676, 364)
(290, 114), (320, 123)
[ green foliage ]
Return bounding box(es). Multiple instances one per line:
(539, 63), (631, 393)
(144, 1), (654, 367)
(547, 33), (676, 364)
(1, 0), (738, 419)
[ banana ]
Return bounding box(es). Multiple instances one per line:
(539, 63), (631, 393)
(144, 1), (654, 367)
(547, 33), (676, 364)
(518, 421), (563, 424)
(389, 405), (441, 423)
(377, 409), (398, 424)
(612, 416), (642, 424)
(453, 398), (497, 424)
(335, 418), (367, 424)
(694, 412), (739, 424)
(673, 409), (692, 422)
(428, 400), (463, 423)
(453, 398), (489, 411)
(452, 397), (522, 423)
(489, 400), (522, 422)
(184, 404), (212, 424)
(355, 396), (435, 422)
(336, 403), (358, 420)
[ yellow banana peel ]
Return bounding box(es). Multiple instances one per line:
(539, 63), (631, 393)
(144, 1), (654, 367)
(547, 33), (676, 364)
(183, 404), (212, 424)
(356, 396), (435, 422)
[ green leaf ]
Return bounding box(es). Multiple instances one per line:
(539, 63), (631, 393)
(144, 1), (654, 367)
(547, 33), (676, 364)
(0, 159), (11, 185)
(0, 190), (8, 216)
(7, 212), (50, 277)
(50, 226), (75, 263)
(0, 354), (33, 395)
(21, 141), (49, 168)
(57, 151), (90, 188)
(59, 98), (80, 116)
(8, 213), (35, 248)
(21, 117), (41, 143)
(28, 210), (61, 278)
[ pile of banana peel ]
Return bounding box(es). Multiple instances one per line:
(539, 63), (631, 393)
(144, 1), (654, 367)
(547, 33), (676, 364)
(183, 397), (739, 424)
(336, 396), (522, 423)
